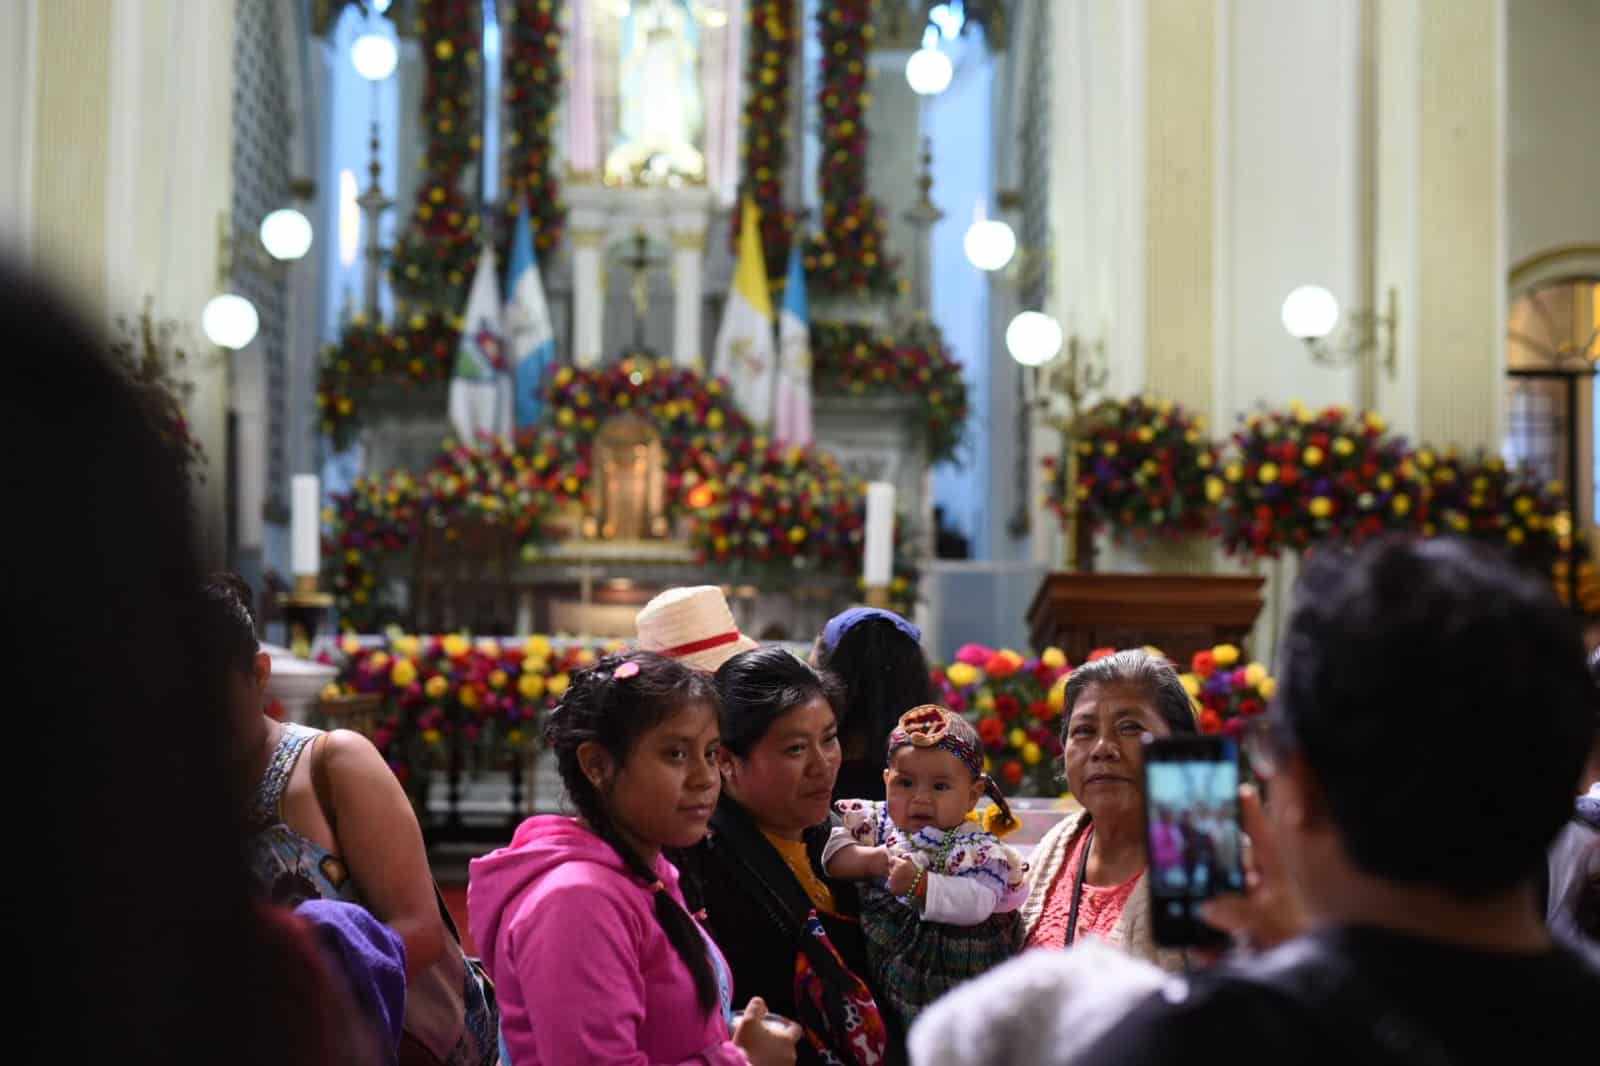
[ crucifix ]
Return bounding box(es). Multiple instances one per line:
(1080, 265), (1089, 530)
(621, 229), (665, 354)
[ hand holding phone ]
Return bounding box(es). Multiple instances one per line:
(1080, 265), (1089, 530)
(1142, 735), (1247, 948)
(1198, 783), (1310, 951)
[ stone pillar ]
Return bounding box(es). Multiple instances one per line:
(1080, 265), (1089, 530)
(1375, 0), (1506, 452)
(570, 225), (606, 367)
(670, 227), (706, 370)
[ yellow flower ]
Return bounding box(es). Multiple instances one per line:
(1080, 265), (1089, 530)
(422, 728), (443, 747)
(976, 693), (996, 712)
(392, 635), (420, 659)
(506, 728), (525, 748)
(1259, 463), (1280, 484)
(489, 669), (508, 690)
(442, 634), (470, 658)
(319, 683), (342, 702)
(1009, 728), (1027, 750)
(1048, 675), (1068, 712)
(1392, 494), (1412, 516)
(1333, 437), (1355, 457)
(1180, 673), (1201, 697)
(1309, 496), (1332, 518)
(1507, 527), (1526, 545)
(1365, 412), (1387, 432)
(523, 634), (553, 660)
(1377, 473), (1394, 491)
(460, 685), (481, 710)
(1136, 426), (1154, 443)
(983, 756), (993, 774)
(341, 635), (363, 657)
(1225, 463), (1243, 483)
(477, 638), (502, 659)
(1101, 441), (1119, 457)
(1293, 403), (1316, 425)
(1514, 496), (1534, 516)
(1417, 449), (1435, 470)
(1022, 742), (1043, 766)
(367, 650), (390, 672)
(1303, 445), (1325, 467)
(1245, 663), (1267, 687)
(424, 675), (449, 700)
(521, 655), (549, 676)
(390, 658), (418, 687)
(575, 649), (597, 667)
(1212, 644), (1240, 667)
(518, 673), (546, 699)
(547, 673), (571, 697)
(946, 662), (980, 687)
(1040, 647), (1067, 670)
(1206, 477), (1225, 503)
(1258, 677), (1278, 700)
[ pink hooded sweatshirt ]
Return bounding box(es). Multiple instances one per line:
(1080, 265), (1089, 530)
(468, 815), (748, 1066)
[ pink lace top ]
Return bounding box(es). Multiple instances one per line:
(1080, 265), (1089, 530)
(1025, 828), (1144, 949)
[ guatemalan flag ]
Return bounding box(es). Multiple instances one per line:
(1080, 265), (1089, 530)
(504, 208), (555, 428)
(774, 241), (814, 446)
(449, 244), (511, 444)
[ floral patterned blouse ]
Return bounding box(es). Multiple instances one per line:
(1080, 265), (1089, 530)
(830, 799), (1028, 911)
(1025, 824), (1143, 949)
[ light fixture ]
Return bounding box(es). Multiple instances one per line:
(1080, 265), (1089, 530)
(351, 30), (398, 81)
(1006, 311), (1064, 367)
(906, 29), (954, 96)
(259, 207), (314, 261)
(1280, 284), (1340, 340)
(1281, 284), (1399, 377)
(963, 207), (1016, 272)
(202, 292), (260, 350)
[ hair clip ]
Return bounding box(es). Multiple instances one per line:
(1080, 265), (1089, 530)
(692, 908), (708, 921)
(649, 879), (666, 895)
(613, 661), (641, 681)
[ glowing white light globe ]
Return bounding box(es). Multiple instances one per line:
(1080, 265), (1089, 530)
(964, 218), (1017, 272)
(1281, 285), (1340, 340)
(202, 293), (260, 350)
(1006, 311), (1064, 367)
(259, 208), (313, 261)
(905, 47), (954, 96)
(351, 32), (398, 81)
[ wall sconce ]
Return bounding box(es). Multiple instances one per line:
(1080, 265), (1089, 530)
(1281, 284), (1398, 378)
(906, 28), (954, 96)
(201, 192), (314, 350)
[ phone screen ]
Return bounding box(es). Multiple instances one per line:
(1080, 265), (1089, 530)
(1143, 735), (1246, 948)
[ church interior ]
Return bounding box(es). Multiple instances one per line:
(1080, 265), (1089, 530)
(4, 0), (1598, 835)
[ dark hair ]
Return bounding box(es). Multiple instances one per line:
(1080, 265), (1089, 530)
(813, 616), (933, 776)
(1278, 537), (1593, 897)
(543, 651), (721, 1012)
(714, 645), (846, 757)
(205, 572), (261, 674)
(1061, 648), (1198, 739)
(4, 265), (350, 1061)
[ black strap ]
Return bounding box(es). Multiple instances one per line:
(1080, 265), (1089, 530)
(1063, 826), (1094, 947)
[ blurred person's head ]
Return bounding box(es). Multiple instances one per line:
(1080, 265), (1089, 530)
(2, 264), (349, 1061)
(1267, 538), (1593, 911)
(1059, 648), (1197, 832)
(813, 608), (933, 774)
(203, 571), (274, 755)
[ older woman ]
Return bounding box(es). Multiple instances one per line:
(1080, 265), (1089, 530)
(672, 645), (899, 1066)
(1020, 649), (1197, 968)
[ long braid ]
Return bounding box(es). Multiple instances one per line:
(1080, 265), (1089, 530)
(546, 654), (720, 1015)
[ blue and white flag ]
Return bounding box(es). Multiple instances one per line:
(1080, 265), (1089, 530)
(449, 244), (510, 444)
(774, 241), (814, 446)
(504, 209), (555, 427)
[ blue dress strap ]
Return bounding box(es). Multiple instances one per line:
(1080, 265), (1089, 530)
(248, 723), (319, 831)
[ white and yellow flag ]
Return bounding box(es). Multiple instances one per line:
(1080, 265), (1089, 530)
(713, 198), (777, 426)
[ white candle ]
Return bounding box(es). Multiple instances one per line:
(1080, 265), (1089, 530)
(291, 474), (320, 577)
(863, 481), (896, 588)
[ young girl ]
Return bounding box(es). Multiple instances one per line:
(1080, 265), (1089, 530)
(824, 704), (1028, 1024)
(468, 652), (800, 1066)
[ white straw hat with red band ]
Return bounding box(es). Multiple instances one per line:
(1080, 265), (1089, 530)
(634, 586), (759, 672)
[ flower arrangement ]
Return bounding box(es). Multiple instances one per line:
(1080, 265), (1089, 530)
(1212, 403), (1423, 557)
(501, 0), (565, 255)
(316, 310), (463, 449)
(731, 0), (799, 283)
(1417, 449), (1568, 572)
(810, 320), (968, 465)
(325, 469), (425, 631)
(933, 644), (1072, 797)
(1178, 643), (1276, 738)
(804, 0), (898, 296)
(390, 0), (483, 310)
(1047, 396), (1216, 540)
(108, 301), (206, 478)
(321, 632), (612, 793)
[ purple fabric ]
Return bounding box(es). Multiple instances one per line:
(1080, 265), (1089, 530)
(296, 899), (408, 1065)
(820, 607), (922, 655)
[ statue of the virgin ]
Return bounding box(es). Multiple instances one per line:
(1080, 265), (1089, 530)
(604, 0), (706, 186)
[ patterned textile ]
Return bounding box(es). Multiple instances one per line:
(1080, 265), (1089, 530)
(1026, 827), (1143, 950)
(792, 909), (890, 1066)
(835, 800), (1024, 1023)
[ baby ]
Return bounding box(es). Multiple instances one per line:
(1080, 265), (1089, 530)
(823, 704), (1027, 1025)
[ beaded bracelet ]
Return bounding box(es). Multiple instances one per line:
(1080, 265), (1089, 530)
(907, 865), (928, 904)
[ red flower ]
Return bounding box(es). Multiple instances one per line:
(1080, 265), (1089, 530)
(978, 716), (1006, 750)
(1238, 697), (1264, 717)
(995, 695), (1021, 722)
(1001, 761), (1025, 787)
(1087, 647), (1117, 662)
(1199, 710), (1223, 734)
(1192, 650), (1217, 677)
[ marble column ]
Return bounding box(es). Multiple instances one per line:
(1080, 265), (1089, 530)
(1375, 0), (1506, 453)
(570, 226), (606, 366)
(670, 226), (707, 370)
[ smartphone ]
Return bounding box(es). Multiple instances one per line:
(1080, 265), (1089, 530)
(1142, 734), (1247, 948)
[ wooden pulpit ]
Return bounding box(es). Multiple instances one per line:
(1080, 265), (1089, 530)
(1026, 572), (1266, 664)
